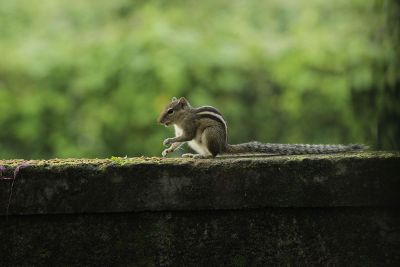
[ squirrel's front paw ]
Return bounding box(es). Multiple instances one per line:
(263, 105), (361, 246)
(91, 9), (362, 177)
(163, 138), (174, 147)
(161, 148), (172, 157)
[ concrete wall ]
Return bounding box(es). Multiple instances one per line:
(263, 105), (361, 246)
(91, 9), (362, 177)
(0, 152), (399, 266)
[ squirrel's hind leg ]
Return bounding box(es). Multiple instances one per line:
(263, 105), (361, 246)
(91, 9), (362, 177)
(202, 126), (225, 157)
(182, 153), (213, 159)
(182, 153), (196, 158)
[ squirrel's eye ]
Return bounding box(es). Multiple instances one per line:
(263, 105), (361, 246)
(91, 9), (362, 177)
(167, 108), (174, 114)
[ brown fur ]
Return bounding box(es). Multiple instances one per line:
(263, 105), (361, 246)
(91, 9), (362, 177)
(159, 97), (367, 158)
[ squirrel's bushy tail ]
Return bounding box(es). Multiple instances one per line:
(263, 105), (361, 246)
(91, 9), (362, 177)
(225, 142), (367, 155)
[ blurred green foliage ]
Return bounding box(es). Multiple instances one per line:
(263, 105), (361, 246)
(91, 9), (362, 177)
(0, 0), (399, 159)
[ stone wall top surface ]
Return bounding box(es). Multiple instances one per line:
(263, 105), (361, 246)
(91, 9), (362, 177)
(0, 152), (399, 215)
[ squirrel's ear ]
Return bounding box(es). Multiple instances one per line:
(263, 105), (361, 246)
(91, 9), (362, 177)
(171, 97), (177, 102)
(179, 97), (190, 107)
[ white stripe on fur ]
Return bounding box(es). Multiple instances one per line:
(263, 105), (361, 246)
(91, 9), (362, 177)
(197, 111), (227, 132)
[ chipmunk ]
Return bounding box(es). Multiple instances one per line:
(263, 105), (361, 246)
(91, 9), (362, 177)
(158, 97), (367, 158)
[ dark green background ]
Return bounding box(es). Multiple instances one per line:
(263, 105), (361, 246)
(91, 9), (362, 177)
(0, 0), (399, 159)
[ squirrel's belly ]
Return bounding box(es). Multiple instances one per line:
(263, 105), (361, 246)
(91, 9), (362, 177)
(174, 124), (211, 156)
(188, 140), (211, 156)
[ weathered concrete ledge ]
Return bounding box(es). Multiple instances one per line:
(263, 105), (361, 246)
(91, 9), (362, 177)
(1, 152), (399, 265)
(0, 151), (399, 215)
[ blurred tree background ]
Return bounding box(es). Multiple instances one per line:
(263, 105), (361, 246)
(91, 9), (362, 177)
(0, 0), (399, 159)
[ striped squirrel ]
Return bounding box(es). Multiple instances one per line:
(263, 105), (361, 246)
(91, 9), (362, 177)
(158, 97), (367, 158)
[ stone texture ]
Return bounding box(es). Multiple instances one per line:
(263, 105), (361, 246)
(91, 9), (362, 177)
(0, 152), (399, 216)
(1, 208), (399, 266)
(0, 152), (399, 265)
